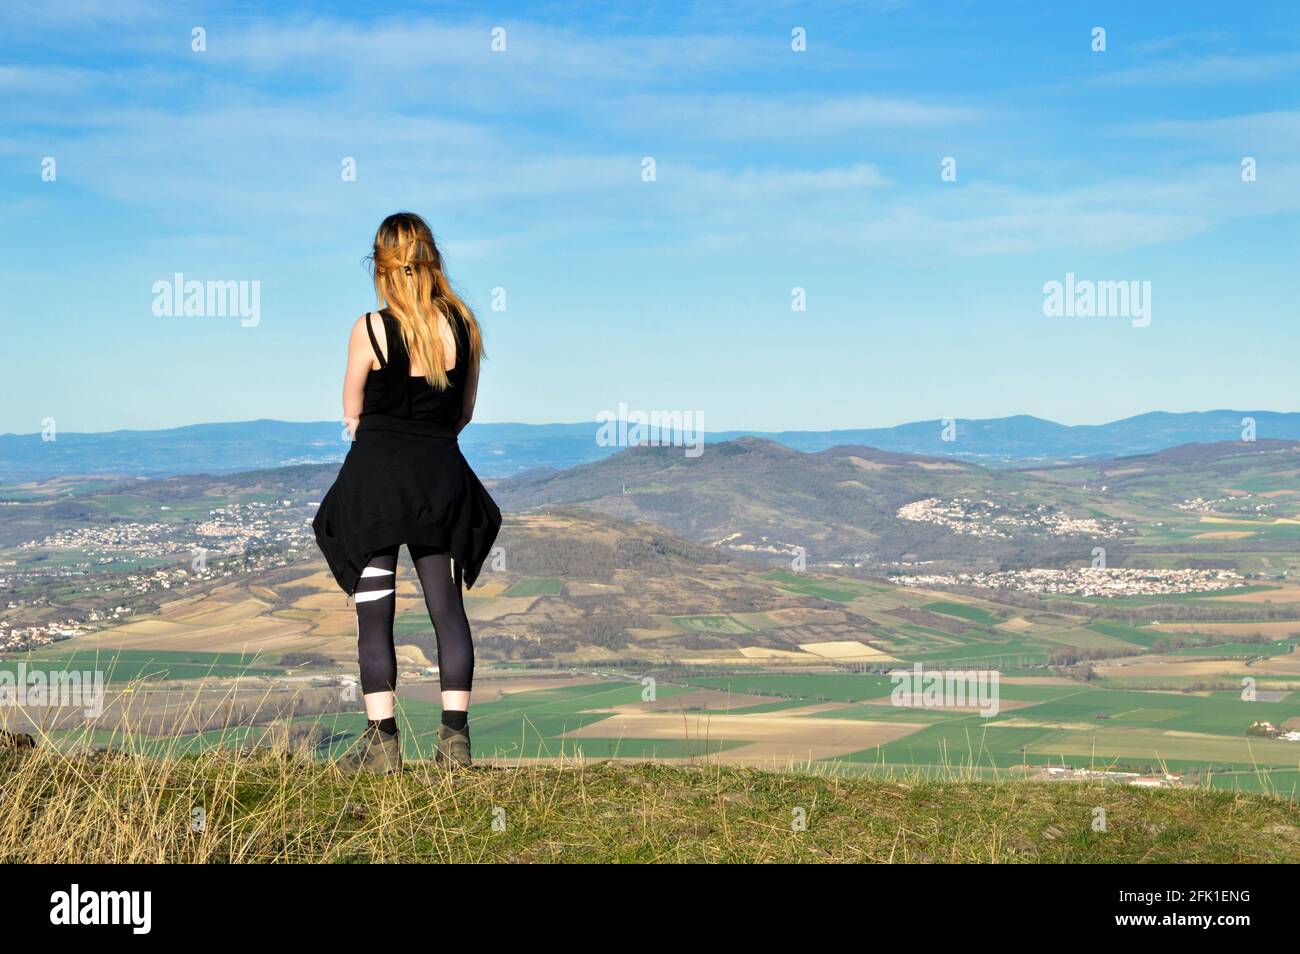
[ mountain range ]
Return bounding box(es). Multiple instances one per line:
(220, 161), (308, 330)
(1, 410), (1297, 482)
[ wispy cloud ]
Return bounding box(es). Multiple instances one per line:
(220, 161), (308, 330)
(2, 2), (1297, 433)
(1115, 110), (1300, 151)
(613, 92), (984, 140)
(1092, 51), (1300, 87)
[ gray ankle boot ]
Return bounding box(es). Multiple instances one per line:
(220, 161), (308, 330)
(435, 724), (472, 767)
(338, 725), (402, 775)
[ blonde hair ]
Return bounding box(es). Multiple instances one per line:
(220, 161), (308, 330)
(367, 212), (483, 390)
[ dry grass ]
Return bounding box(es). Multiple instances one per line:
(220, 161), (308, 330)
(1, 735), (1297, 863)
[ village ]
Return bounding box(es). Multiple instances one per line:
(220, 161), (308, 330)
(0, 500), (317, 652)
(896, 496), (1121, 538)
(891, 565), (1247, 597)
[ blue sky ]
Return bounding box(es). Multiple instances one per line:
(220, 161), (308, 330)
(1, 0), (1297, 434)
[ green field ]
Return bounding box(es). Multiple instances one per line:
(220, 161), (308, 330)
(2, 649), (282, 682)
(1086, 620), (1163, 648)
(502, 578), (564, 597)
(393, 610), (433, 637)
(25, 662), (1300, 796)
(922, 601), (1003, 626)
(1170, 639), (1298, 657)
(763, 570), (862, 602)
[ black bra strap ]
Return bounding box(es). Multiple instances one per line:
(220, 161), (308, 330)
(365, 312), (387, 368)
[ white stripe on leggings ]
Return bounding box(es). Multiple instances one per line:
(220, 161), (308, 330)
(356, 565), (395, 602)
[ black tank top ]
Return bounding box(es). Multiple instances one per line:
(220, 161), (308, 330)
(362, 309), (468, 426)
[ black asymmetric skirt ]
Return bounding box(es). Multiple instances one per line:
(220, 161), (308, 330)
(312, 414), (502, 595)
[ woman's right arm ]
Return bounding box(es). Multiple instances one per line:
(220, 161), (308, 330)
(342, 315), (378, 438)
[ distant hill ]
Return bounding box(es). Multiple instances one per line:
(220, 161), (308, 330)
(0, 420), (601, 483)
(492, 436), (1300, 570)
(1028, 438), (1300, 475)
(722, 411), (1300, 460)
(493, 437), (1084, 569)
(1, 410), (1297, 482)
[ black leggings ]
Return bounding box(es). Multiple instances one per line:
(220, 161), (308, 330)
(354, 544), (473, 694)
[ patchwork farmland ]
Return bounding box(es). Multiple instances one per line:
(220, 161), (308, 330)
(2, 439), (1297, 795)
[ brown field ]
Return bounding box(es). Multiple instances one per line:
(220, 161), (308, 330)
(70, 586), (338, 656)
(399, 675), (597, 705)
(563, 711), (925, 764)
(1000, 675), (1081, 686)
(1094, 657), (1247, 678)
(59, 566), (444, 663)
(798, 640), (897, 661)
(564, 581), (626, 596)
(466, 596), (540, 621)
(601, 688), (789, 714)
(996, 616), (1035, 631)
(738, 646), (811, 659)
(848, 456), (889, 471)
(987, 717), (1106, 732)
(625, 626), (684, 640)
(1210, 584), (1300, 604)
(1249, 655), (1300, 676)
(394, 644), (432, 667)
(665, 656), (826, 667)
(763, 607), (847, 626)
(1094, 654), (1300, 678)
(909, 461), (964, 471)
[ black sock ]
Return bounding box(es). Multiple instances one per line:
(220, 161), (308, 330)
(368, 717), (398, 737)
(441, 709), (468, 731)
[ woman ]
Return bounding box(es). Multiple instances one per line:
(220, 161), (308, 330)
(313, 212), (501, 774)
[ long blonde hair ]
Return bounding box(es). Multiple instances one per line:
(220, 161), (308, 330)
(367, 212), (483, 390)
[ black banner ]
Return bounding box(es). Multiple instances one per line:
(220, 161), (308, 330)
(0, 863), (1282, 938)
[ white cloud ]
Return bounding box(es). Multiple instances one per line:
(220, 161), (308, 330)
(3, 9), (1295, 270)
(1115, 110), (1300, 152)
(614, 92), (983, 140)
(1092, 52), (1300, 87)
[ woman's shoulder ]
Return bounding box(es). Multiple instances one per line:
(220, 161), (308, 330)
(350, 311), (383, 333)
(350, 311), (388, 363)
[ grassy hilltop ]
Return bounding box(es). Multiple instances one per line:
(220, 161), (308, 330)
(2, 746), (1296, 864)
